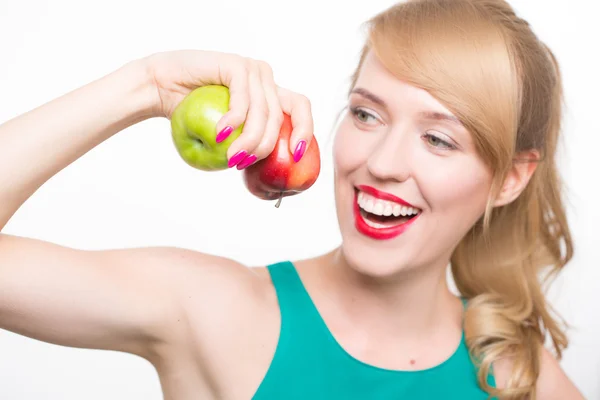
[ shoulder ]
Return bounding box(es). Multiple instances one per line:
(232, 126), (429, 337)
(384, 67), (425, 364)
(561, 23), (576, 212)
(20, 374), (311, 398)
(119, 246), (274, 306)
(493, 346), (583, 399)
(127, 247), (281, 395)
(535, 347), (584, 399)
(127, 246), (279, 350)
(148, 247), (277, 325)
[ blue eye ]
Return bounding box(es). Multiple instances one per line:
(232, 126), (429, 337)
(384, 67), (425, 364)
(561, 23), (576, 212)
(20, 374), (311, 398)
(350, 107), (378, 124)
(423, 132), (456, 150)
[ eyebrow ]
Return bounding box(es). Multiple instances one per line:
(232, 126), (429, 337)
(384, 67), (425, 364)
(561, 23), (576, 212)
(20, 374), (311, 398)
(418, 111), (463, 127)
(351, 87), (387, 107)
(350, 87), (464, 127)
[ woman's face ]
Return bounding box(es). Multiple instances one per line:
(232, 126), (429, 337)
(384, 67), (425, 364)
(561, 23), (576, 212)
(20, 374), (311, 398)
(333, 51), (494, 277)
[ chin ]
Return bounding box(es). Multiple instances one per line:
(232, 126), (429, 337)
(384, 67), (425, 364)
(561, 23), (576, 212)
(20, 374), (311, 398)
(338, 242), (413, 278)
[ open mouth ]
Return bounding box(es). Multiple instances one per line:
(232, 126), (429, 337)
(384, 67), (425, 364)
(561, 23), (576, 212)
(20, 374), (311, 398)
(358, 190), (420, 228)
(353, 186), (421, 240)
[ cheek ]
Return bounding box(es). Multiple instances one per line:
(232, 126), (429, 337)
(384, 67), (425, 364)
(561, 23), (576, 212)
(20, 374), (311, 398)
(333, 117), (373, 175)
(419, 156), (492, 218)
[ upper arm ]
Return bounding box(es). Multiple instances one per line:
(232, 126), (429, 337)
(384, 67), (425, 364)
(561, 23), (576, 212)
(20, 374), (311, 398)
(493, 346), (584, 400)
(0, 233), (257, 362)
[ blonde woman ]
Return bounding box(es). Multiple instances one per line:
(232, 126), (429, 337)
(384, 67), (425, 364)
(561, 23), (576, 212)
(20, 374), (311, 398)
(0, 0), (584, 399)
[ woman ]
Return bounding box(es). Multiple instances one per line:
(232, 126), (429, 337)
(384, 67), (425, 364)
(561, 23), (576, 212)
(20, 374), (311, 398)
(0, 0), (584, 399)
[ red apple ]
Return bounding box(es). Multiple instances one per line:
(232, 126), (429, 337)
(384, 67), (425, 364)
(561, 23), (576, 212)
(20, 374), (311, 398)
(243, 113), (321, 207)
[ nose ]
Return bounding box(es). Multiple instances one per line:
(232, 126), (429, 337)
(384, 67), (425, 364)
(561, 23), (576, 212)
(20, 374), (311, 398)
(366, 128), (411, 182)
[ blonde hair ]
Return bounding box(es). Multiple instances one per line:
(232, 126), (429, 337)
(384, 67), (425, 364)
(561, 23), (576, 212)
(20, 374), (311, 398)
(350, 1), (573, 398)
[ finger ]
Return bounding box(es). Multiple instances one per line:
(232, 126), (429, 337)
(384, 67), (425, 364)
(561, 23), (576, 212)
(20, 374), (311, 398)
(248, 61), (283, 162)
(277, 87), (314, 163)
(227, 61), (269, 167)
(215, 60), (249, 143)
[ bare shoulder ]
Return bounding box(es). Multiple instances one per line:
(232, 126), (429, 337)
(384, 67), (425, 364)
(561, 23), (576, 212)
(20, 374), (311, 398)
(103, 246), (284, 400)
(152, 249), (281, 397)
(493, 346), (584, 399)
(142, 247), (277, 331)
(95, 244), (278, 355)
(535, 347), (584, 399)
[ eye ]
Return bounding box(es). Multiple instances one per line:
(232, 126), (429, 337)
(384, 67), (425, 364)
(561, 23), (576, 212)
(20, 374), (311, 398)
(422, 132), (456, 150)
(350, 106), (379, 125)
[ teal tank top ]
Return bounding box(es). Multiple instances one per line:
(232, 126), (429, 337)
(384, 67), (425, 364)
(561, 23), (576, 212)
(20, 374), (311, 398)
(252, 261), (497, 399)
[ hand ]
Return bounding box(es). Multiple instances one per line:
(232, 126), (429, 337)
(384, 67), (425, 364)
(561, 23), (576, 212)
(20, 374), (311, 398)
(144, 50), (315, 168)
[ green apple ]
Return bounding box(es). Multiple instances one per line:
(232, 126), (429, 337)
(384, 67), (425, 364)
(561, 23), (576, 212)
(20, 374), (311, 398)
(170, 85), (243, 170)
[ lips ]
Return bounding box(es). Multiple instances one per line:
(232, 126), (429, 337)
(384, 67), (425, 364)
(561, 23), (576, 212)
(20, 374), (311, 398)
(357, 185), (417, 208)
(353, 185), (421, 240)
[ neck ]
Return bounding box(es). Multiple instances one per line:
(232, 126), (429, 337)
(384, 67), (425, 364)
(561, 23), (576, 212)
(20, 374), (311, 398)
(321, 247), (462, 339)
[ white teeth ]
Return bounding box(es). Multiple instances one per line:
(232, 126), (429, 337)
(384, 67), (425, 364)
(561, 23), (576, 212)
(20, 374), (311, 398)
(383, 204), (393, 216)
(358, 191), (421, 216)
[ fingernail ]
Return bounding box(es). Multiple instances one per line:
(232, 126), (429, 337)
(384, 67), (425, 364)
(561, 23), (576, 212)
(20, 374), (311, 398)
(293, 140), (307, 163)
(236, 154), (257, 170)
(216, 126), (234, 143)
(228, 150), (247, 168)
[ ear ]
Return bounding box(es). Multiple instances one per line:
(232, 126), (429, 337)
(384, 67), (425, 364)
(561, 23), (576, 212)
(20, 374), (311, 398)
(493, 149), (540, 207)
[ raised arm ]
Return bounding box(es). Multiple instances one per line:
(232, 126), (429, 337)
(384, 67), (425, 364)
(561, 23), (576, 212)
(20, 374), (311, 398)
(0, 58), (178, 358)
(0, 50), (314, 361)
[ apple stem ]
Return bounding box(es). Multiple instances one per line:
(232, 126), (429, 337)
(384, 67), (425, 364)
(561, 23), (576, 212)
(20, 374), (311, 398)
(275, 192), (283, 208)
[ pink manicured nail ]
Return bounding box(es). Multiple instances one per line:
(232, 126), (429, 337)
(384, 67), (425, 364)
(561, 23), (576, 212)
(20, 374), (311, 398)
(236, 154), (257, 170)
(228, 150), (247, 168)
(216, 126), (233, 143)
(293, 140), (307, 162)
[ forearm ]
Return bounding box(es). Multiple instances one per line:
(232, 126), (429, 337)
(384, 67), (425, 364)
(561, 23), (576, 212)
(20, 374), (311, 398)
(0, 58), (157, 230)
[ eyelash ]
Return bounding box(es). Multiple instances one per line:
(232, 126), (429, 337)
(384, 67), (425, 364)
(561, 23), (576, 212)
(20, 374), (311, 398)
(422, 133), (456, 150)
(349, 106), (378, 124)
(349, 106), (457, 151)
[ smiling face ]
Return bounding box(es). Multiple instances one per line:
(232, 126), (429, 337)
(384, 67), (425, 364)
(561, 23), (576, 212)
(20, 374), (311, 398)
(333, 51), (494, 277)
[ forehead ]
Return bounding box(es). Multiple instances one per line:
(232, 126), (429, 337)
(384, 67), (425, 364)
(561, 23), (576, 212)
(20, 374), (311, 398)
(353, 51), (456, 117)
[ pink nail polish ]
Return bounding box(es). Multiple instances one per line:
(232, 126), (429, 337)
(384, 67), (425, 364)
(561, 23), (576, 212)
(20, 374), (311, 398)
(236, 154), (257, 170)
(228, 150), (247, 168)
(293, 140), (307, 162)
(216, 126), (233, 143)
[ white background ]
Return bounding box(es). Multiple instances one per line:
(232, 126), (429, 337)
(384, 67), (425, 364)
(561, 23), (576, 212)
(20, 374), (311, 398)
(0, 0), (598, 398)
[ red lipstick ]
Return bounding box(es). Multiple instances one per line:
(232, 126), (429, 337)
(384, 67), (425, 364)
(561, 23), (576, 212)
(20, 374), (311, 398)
(353, 185), (420, 240)
(357, 185), (416, 208)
